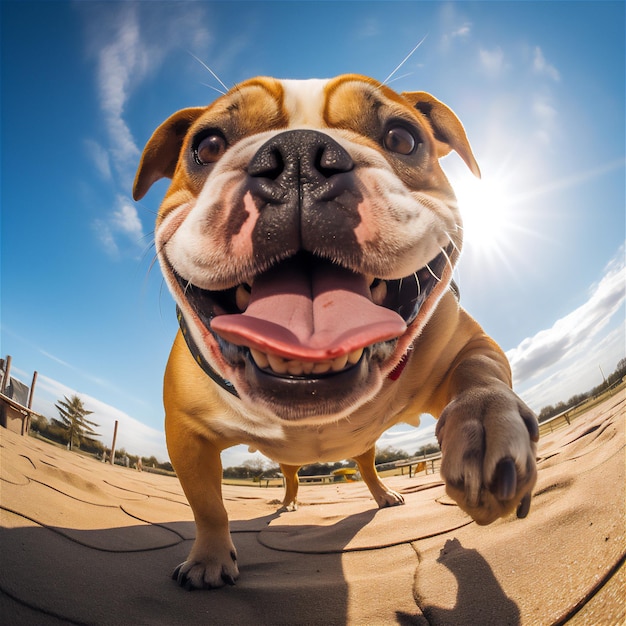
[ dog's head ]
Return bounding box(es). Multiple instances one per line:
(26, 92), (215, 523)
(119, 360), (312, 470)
(134, 74), (479, 422)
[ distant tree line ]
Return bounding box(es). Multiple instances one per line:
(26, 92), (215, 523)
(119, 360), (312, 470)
(222, 442), (441, 479)
(537, 358), (626, 423)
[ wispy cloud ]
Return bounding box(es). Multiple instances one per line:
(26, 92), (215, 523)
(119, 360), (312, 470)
(79, 3), (211, 256)
(531, 93), (559, 145)
(112, 196), (145, 240)
(532, 46), (560, 81)
(354, 16), (381, 39)
(95, 6), (146, 185)
(450, 23), (471, 39)
(507, 245), (625, 392)
(479, 46), (506, 77)
(84, 139), (112, 181)
(517, 323), (624, 411)
(93, 195), (147, 259)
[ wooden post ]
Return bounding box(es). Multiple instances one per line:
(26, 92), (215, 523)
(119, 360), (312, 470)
(23, 371), (39, 435)
(27, 371), (38, 409)
(110, 420), (119, 465)
(3, 355), (12, 394)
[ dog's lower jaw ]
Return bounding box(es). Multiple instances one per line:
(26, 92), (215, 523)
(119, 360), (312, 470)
(239, 349), (385, 423)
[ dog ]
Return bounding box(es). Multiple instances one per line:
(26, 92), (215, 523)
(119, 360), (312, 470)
(133, 74), (539, 590)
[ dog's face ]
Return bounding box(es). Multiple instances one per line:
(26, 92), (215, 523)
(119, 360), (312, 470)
(134, 74), (479, 422)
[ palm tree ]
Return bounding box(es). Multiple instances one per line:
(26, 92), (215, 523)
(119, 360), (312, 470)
(53, 394), (100, 451)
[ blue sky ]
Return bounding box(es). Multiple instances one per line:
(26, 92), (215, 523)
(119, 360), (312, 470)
(2, 1), (624, 466)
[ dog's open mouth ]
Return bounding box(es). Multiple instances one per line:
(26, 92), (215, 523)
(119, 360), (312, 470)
(173, 251), (450, 381)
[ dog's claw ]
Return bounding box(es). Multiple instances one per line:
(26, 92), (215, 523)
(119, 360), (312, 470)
(493, 457), (517, 501)
(516, 492), (532, 519)
(173, 564), (195, 591)
(173, 564), (183, 582)
(462, 453), (483, 508)
(520, 406), (540, 443)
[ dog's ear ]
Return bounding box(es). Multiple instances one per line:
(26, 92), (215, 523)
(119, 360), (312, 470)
(401, 91), (481, 179)
(133, 107), (206, 200)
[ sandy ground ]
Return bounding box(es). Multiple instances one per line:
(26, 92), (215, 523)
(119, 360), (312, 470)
(1, 390), (624, 625)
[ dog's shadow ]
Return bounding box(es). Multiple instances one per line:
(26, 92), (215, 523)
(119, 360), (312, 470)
(397, 537), (521, 626)
(1, 506), (520, 624)
(230, 509), (521, 625)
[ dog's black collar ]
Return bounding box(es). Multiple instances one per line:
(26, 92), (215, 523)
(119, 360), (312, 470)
(175, 281), (459, 398)
(176, 306), (240, 398)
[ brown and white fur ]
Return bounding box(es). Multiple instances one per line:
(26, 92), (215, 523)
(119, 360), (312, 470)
(133, 74), (538, 590)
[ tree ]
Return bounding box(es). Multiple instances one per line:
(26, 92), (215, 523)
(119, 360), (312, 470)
(414, 443), (440, 456)
(375, 446), (409, 465)
(52, 394), (100, 451)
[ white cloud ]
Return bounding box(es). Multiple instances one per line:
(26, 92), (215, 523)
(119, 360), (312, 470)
(451, 23), (471, 38)
(86, 3), (212, 181)
(517, 323), (625, 411)
(95, 7), (146, 178)
(94, 196), (146, 257)
(84, 139), (112, 180)
(532, 95), (557, 124)
(354, 16), (380, 39)
(79, 3), (213, 256)
(93, 219), (119, 257)
(507, 245), (626, 404)
(531, 93), (559, 145)
(112, 196), (145, 240)
(533, 46), (560, 81)
(377, 418), (438, 452)
(479, 46), (506, 76)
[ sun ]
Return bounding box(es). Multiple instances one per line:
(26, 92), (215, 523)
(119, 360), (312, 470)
(446, 162), (532, 275)
(452, 173), (513, 255)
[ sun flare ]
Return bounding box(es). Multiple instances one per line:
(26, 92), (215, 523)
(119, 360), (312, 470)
(453, 174), (513, 255)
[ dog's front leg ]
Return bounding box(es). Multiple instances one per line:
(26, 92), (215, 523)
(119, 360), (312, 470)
(167, 423), (239, 590)
(354, 446), (405, 508)
(433, 329), (539, 525)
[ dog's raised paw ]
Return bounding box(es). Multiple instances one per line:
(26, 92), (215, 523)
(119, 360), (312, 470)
(436, 383), (538, 525)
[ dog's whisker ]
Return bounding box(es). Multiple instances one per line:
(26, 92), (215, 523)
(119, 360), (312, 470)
(188, 52), (228, 95)
(425, 263), (441, 282)
(445, 235), (461, 257)
(382, 34), (428, 86)
(134, 202), (159, 218)
(384, 71), (415, 87)
(440, 246), (454, 275)
(200, 82), (230, 96)
(414, 272), (422, 298)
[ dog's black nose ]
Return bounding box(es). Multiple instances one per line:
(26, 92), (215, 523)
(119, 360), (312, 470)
(248, 130), (354, 203)
(245, 129), (362, 263)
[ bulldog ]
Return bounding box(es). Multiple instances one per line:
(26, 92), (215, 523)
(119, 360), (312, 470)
(133, 74), (538, 590)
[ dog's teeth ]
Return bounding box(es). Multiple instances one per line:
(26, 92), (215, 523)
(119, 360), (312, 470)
(312, 361), (332, 374)
(301, 361), (315, 374)
(267, 353), (288, 374)
(371, 280), (387, 305)
(235, 285), (251, 311)
(250, 349), (269, 369)
(347, 348), (364, 364)
(287, 360), (304, 376)
(331, 354), (349, 372)
(252, 348), (363, 375)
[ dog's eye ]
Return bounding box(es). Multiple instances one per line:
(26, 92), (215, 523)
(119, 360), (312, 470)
(383, 126), (417, 155)
(194, 133), (227, 165)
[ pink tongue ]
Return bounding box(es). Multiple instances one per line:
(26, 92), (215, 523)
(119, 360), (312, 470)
(210, 260), (406, 361)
